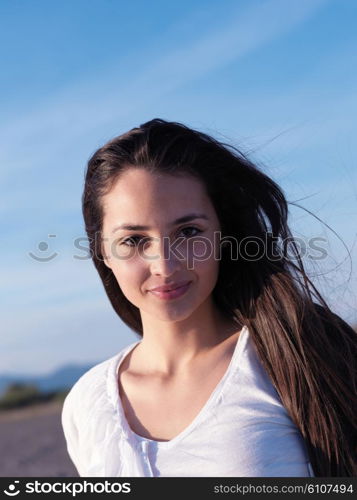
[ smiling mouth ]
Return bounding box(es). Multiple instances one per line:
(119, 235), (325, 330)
(148, 281), (192, 300)
(149, 281), (191, 293)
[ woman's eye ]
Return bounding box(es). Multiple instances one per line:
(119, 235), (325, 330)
(179, 226), (202, 238)
(121, 236), (147, 247)
(120, 227), (202, 247)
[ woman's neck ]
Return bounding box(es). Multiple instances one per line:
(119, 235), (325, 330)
(134, 303), (242, 377)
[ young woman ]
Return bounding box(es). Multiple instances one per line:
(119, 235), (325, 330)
(62, 118), (356, 477)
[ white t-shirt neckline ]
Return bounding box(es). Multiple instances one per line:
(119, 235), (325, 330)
(106, 325), (249, 451)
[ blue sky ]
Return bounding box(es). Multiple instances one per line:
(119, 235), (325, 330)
(1, 0), (356, 375)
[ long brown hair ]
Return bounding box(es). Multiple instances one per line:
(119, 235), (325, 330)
(82, 118), (357, 476)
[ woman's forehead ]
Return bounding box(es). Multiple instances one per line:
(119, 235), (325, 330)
(103, 170), (212, 212)
(110, 168), (204, 193)
(101, 169), (218, 230)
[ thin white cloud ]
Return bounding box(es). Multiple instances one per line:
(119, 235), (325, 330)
(0, 298), (135, 375)
(0, 0), (329, 183)
(1, 255), (99, 308)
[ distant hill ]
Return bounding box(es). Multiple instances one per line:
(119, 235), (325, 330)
(0, 363), (97, 397)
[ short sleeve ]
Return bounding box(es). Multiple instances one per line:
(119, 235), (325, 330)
(61, 388), (85, 476)
(60, 351), (128, 477)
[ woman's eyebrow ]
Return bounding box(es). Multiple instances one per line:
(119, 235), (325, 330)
(111, 213), (209, 234)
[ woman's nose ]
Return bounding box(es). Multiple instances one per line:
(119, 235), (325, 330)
(148, 236), (183, 276)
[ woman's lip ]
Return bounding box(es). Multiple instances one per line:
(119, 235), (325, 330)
(148, 281), (192, 300)
(149, 281), (191, 292)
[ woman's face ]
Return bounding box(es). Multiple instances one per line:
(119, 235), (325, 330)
(101, 168), (223, 323)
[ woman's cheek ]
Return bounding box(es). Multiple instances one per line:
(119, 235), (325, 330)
(186, 238), (218, 271)
(112, 266), (143, 307)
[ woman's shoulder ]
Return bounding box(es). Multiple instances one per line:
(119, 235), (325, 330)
(61, 343), (139, 476)
(66, 355), (115, 399)
(62, 342), (135, 420)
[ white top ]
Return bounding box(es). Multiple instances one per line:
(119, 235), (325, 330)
(61, 325), (315, 477)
